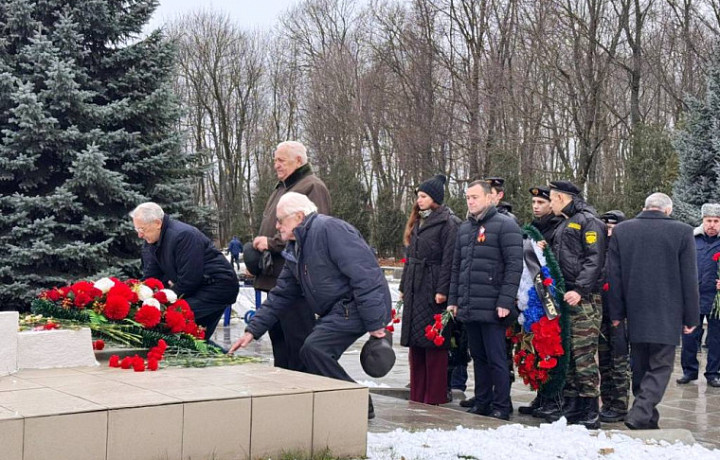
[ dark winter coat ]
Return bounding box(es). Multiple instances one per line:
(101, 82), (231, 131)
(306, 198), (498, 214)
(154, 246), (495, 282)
(607, 210), (699, 345)
(695, 226), (720, 315)
(532, 213), (564, 244)
(254, 164), (331, 291)
(399, 205), (460, 348)
(228, 237), (243, 257)
(141, 216), (239, 312)
(551, 199), (607, 296)
(448, 206), (523, 324)
(246, 213), (392, 339)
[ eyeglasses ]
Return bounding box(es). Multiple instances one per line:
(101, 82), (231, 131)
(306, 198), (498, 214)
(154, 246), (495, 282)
(134, 226), (147, 233)
(276, 212), (299, 225)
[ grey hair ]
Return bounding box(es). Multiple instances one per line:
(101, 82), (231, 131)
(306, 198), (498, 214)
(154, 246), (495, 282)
(277, 192), (318, 216)
(644, 193), (673, 212)
(130, 202), (165, 223)
(276, 141), (308, 165)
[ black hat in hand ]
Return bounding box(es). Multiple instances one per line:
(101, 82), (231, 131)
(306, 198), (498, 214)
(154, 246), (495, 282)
(360, 332), (396, 378)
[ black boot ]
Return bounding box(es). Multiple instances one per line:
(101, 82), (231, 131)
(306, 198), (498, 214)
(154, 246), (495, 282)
(599, 406), (626, 423)
(519, 395), (544, 415)
(575, 397), (601, 429)
(459, 396), (476, 408)
(533, 396), (561, 419)
(546, 396), (578, 422)
(368, 395), (375, 420)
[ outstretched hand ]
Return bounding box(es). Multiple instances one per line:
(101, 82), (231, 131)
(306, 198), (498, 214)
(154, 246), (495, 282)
(228, 332), (254, 354)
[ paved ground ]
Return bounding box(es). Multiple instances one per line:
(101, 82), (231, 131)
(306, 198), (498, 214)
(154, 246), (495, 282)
(212, 312), (720, 449)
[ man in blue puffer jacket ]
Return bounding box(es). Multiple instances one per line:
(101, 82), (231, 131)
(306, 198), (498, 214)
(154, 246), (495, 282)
(678, 203), (720, 386)
(448, 179), (523, 420)
(229, 192), (392, 417)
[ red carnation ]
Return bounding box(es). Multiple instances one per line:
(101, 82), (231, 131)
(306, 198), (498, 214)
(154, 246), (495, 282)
(196, 329), (205, 340)
(425, 328), (437, 340)
(385, 325), (395, 332)
(144, 278), (165, 291)
(104, 294), (130, 320)
(74, 292), (93, 308)
(43, 322), (59, 330)
(92, 340), (105, 350)
(133, 361), (145, 372)
(120, 357), (133, 369)
(153, 291), (168, 304)
(714, 252), (720, 262)
(108, 282), (138, 303)
(135, 305), (162, 329)
(401, 258), (407, 264)
(543, 277), (553, 287)
(157, 339), (168, 351)
(108, 355), (120, 367)
(165, 310), (186, 334)
(433, 335), (445, 346)
(538, 357), (557, 369)
(147, 358), (159, 371)
(393, 317), (400, 324)
(44, 288), (61, 301)
(602, 282), (609, 292)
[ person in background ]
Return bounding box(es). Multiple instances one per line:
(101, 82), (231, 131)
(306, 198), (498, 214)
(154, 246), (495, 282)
(677, 203), (720, 387)
(131, 202), (239, 342)
(448, 180), (523, 420)
(400, 174), (459, 405)
(597, 210), (630, 423)
(252, 141), (331, 372)
(228, 235), (243, 271)
(607, 193), (699, 430)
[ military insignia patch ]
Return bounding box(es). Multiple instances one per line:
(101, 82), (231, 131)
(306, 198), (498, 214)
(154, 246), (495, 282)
(585, 231), (598, 244)
(568, 222), (581, 230)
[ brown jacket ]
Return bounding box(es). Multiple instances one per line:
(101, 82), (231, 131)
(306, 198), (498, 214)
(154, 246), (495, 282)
(254, 163), (331, 291)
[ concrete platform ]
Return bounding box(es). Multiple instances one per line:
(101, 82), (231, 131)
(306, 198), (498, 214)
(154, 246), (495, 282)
(0, 364), (368, 460)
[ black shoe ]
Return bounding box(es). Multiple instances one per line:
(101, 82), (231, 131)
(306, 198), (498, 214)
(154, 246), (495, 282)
(625, 419), (659, 430)
(467, 404), (492, 416)
(708, 377), (720, 388)
(368, 396), (375, 420)
(459, 396), (476, 408)
(599, 407), (627, 423)
(519, 396), (544, 415)
(546, 396), (578, 423)
(533, 398), (561, 419)
(676, 374), (698, 384)
(490, 409), (510, 421)
(574, 397), (601, 429)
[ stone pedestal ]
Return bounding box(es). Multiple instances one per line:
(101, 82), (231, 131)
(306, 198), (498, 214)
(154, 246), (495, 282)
(0, 312), (19, 376)
(17, 329), (97, 370)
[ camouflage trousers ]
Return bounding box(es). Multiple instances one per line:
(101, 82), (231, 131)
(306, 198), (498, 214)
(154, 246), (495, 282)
(598, 314), (630, 412)
(564, 294), (601, 398)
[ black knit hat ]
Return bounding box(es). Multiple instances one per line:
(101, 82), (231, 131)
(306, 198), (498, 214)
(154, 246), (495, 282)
(417, 174), (446, 205)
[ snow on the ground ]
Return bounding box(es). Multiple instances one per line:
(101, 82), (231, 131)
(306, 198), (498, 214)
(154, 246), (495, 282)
(357, 379), (391, 388)
(367, 419), (720, 460)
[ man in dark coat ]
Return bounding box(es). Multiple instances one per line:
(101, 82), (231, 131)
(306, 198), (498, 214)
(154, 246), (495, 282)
(448, 180), (523, 420)
(678, 203), (720, 386)
(607, 193), (699, 430)
(131, 202), (239, 341)
(229, 192), (391, 419)
(546, 180), (606, 429)
(252, 141), (332, 372)
(227, 236), (243, 271)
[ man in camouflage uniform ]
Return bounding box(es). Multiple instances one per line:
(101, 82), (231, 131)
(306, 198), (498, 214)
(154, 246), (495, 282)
(598, 210), (631, 423)
(545, 181), (606, 429)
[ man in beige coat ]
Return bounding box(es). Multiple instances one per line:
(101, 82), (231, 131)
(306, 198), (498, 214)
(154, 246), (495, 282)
(252, 141), (331, 371)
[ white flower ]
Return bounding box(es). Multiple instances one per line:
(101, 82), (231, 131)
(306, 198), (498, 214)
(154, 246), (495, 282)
(93, 277), (115, 294)
(159, 289), (177, 304)
(136, 284), (154, 301)
(142, 298), (162, 310)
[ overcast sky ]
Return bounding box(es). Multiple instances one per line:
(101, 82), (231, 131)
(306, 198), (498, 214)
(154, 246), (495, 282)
(146, 0), (303, 32)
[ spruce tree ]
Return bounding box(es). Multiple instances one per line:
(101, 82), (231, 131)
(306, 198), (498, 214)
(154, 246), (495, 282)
(0, 0), (201, 310)
(673, 50), (720, 226)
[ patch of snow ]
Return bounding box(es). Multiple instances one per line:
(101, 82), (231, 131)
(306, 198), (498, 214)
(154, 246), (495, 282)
(357, 380), (391, 388)
(367, 419), (720, 459)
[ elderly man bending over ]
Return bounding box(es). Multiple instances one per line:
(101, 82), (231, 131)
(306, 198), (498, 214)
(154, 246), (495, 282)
(229, 192), (391, 418)
(131, 202), (239, 341)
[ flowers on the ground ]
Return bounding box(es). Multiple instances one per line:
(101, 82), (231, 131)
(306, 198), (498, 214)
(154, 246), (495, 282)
(108, 339), (167, 372)
(36, 278), (204, 340)
(425, 311), (454, 346)
(92, 339), (105, 350)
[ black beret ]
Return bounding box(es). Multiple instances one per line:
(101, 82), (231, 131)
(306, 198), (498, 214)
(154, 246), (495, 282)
(600, 210), (626, 224)
(549, 180), (581, 196)
(360, 333), (396, 378)
(529, 186), (551, 201)
(243, 242), (263, 276)
(484, 177), (505, 189)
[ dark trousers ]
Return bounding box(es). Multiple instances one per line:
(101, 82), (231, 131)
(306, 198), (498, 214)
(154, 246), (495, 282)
(267, 299), (316, 372)
(681, 316), (720, 380)
(409, 346), (448, 404)
(447, 322), (470, 391)
(230, 254), (241, 270)
(627, 342), (675, 428)
(466, 321), (511, 413)
(300, 310), (366, 383)
(187, 279), (239, 341)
